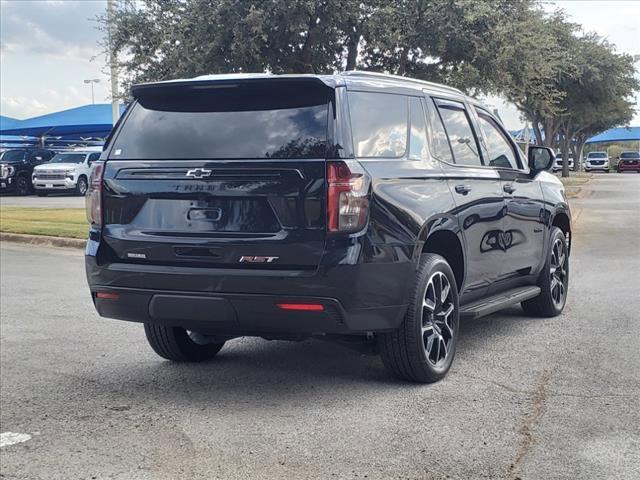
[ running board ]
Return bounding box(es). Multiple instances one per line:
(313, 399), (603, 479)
(460, 286), (541, 320)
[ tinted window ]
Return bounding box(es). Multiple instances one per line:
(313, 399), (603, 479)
(349, 92), (407, 158)
(112, 88), (328, 159)
(425, 99), (453, 163)
(409, 98), (427, 160)
(436, 102), (481, 166)
(476, 111), (519, 169)
(50, 153), (86, 164)
(88, 153), (101, 163)
(588, 152), (607, 158)
(620, 152), (640, 159)
(0, 150), (26, 162)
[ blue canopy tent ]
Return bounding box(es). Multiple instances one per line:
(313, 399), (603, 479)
(0, 104), (125, 148)
(585, 126), (640, 144)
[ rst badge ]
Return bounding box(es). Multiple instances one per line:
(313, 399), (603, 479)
(239, 256), (279, 264)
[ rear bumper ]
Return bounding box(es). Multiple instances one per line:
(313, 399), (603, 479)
(85, 239), (413, 335)
(89, 285), (407, 335)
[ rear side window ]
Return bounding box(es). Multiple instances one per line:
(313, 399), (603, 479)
(112, 83), (329, 159)
(348, 92), (407, 158)
(435, 100), (482, 167)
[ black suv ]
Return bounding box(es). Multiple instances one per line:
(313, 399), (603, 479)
(85, 72), (571, 382)
(0, 148), (56, 195)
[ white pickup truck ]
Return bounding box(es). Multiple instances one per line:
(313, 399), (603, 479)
(32, 149), (101, 196)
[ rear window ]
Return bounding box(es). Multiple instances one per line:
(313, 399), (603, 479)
(112, 83), (329, 159)
(50, 153), (86, 164)
(588, 152), (607, 158)
(620, 152), (640, 159)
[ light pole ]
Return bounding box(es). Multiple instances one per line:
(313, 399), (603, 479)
(84, 79), (100, 104)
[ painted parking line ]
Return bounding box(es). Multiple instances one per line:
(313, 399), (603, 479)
(0, 432), (32, 447)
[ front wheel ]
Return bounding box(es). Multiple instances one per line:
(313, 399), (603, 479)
(521, 227), (569, 317)
(378, 254), (460, 383)
(15, 175), (31, 196)
(75, 176), (88, 196)
(144, 324), (225, 362)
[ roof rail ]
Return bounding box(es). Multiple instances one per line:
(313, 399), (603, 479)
(341, 70), (463, 95)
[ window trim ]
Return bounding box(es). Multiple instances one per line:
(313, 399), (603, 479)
(408, 96), (429, 161)
(473, 106), (526, 171)
(431, 97), (485, 168)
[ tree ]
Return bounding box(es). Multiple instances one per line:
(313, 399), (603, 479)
(556, 34), (638, 175)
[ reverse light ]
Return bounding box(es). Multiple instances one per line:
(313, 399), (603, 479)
(327, 160), (370, 233)
(276, 303), (325, 312)
(86, 161), (104, 226)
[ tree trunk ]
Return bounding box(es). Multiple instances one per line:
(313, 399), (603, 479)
(397, 47), (409, 75)
(560, 128), (571, 178)
(532, 121), (544, 146)
(298, 11), (319, 73)
(345, 24), (360, 71)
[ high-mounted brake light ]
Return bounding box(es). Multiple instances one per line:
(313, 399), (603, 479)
(327, 160), (370, 233)
(86, 161), (104, 226)
(276, 303), (325, 312)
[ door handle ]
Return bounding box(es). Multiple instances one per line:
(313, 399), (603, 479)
(454, 184), (471, 195)
(503, 184), (516, 194)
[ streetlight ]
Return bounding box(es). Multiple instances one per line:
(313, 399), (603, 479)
(84, 79), (100, 104)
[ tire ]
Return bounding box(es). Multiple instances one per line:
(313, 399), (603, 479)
(75, 176), (88, 196)
(378, 254), (460, 383)
(521, 227), (569, 317)
(144, 324), (225, 362)
(15, 175), (30, 196)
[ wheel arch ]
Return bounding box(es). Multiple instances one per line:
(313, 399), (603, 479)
(551, 210), (572, 254)
(418, 226), (465, 292)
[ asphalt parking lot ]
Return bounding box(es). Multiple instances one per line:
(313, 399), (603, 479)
(1, 174), (639, 480)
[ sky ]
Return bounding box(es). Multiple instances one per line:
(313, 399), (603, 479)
(1, 0), (639, 129)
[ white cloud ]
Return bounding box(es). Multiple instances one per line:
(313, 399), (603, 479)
(1, 96), (49, 118)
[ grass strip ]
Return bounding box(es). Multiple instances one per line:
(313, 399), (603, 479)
(0, 207), (88, 239)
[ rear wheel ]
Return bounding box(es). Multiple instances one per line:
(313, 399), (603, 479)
(521, 227), (569, 317)
(378, 254), (459, 383)
(144, 324), (225, 362)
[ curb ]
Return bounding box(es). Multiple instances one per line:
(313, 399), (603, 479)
(0, 232), (86, 250)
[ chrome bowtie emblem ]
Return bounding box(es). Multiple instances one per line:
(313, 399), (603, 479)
(185, 168), (212, 178)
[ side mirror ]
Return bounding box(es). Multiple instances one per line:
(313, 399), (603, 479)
(528, 146), (555, 173)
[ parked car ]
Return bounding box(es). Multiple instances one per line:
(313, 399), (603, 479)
(85, 72), (571, 383)
(32, 150), (101, 196)
(616, 151), (640, 173)
(584, 151), (610, 172)
(553, 154), (574, 172)
(0, 148), (56, 195)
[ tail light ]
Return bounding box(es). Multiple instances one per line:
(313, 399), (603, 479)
(327, 160), (370, 233)
(86, 161), (104, 226)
